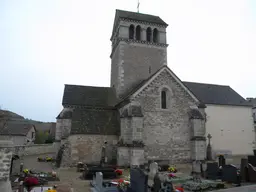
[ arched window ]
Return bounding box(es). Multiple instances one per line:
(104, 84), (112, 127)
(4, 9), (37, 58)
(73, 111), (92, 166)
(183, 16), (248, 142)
(129, 25), (135, 39)
(161, 90), (167, 109)
(153, 28), (158, 43)
(146, 27), (152, 42)
(136, 25), (141, 40)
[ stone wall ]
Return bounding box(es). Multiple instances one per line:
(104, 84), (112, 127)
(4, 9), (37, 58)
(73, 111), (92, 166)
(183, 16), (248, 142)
(62, 134), (119, 166)
(55, 118), (72, 141)
(134, 69), (198, 163)
(0, 140), (13, 192)
(111, 41), (167, 98)
(14, 144), (56, 157)
(117, 147), (145, 167)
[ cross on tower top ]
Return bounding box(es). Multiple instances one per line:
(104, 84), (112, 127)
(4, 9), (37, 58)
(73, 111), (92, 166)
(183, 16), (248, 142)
(137, 0), (140, 13)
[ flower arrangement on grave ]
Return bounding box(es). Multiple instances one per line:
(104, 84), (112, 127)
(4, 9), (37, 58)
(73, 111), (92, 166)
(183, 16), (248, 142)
(37, 156), (55, 162)
(116, 178), (130, 192)
(23, 169), (29, 174)
(23, 176), (39, 192)
(168, 173), (177, 178)
(46, 157), (53, 161)
(168, 166), (177, 173)
(115, 169), (123, 176)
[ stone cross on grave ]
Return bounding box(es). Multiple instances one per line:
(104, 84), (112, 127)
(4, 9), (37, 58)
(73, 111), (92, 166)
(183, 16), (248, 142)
(207, 134), (213, 161)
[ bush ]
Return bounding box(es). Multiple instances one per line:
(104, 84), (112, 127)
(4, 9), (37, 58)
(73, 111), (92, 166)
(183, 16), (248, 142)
(45, 135), (54, 144)
(34, 131), (48, 144)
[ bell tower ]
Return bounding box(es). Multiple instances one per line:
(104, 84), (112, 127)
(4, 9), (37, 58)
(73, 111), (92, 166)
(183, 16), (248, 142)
(110, 10), (169, 99)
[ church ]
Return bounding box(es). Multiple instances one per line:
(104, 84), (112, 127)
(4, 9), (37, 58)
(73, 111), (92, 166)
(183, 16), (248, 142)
(55, 9), (253, 167)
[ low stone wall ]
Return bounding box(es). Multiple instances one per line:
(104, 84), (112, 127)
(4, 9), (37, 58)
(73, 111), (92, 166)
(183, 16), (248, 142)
(61, 134), (118, 167)
(14, 144), (56, 157)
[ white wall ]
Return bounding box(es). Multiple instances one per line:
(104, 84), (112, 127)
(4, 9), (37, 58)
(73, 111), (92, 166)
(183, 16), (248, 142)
(205, 104), (255, 155)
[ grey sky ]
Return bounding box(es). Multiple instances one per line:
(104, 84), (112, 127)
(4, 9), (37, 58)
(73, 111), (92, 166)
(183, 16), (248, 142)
(0, 0), (255, 122)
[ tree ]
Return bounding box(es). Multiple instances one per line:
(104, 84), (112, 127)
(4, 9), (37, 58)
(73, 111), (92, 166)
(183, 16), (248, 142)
(34, 131), (49, 144)
(45, 134), (55, 144)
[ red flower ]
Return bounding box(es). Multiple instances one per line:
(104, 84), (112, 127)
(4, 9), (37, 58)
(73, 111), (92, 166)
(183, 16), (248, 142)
(168, 173), (175, 178)
(115, 169), (123, 175)
(24, 177), (39, 186)
(175, 187), (184, 192)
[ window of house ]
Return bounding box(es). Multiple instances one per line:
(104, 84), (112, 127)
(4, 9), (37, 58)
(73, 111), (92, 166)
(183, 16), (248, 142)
(146, 27), (152, 42)
(153, 28), (158, 43)
(161, 90), (167, 109)
(129, 25), (135, 39)
(32, 132), (35, 138)
(136, 25), (141, 40)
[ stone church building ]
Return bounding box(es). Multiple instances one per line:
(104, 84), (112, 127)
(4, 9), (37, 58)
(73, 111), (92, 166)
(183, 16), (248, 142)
(55, 9), (213, 167)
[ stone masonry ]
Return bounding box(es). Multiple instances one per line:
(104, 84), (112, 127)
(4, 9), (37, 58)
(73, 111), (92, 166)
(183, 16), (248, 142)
(0, 140), (13, 192)
(110, 19), (168, 99)
(61, 135), (118, 166)
(134, 69), (199, 163)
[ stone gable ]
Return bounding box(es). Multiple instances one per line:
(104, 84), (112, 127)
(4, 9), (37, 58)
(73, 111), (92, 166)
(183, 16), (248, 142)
(133, 69), (198, 163)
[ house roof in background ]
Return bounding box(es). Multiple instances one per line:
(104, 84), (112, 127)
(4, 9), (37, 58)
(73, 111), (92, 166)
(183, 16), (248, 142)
(62, 84), (119, 107)
(0, 121), (34, 136)
(183, 82), (251, 107)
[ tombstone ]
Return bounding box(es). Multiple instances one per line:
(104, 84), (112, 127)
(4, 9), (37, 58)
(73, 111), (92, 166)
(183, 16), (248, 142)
(222, 164), (240, 185)
(94, 172), (103, 192)
(247, 155), (256, 167)
(101, 141), (108, 166)
(153, 172), (162, 192)
(161, 181), (174, 192)
(0, 140), (14, 192)
(149, 162), (158, 178)
(130, 168), (148, 192)
(248, 163), (256, 182)
(206, 134), (213, 160)
(240, 158), (249, 182)
(206, 162), (219, 180)
(218, 155), (226, 167)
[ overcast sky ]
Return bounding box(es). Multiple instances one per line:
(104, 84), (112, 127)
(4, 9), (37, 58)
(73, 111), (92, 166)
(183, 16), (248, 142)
(0, 0), (255, 122)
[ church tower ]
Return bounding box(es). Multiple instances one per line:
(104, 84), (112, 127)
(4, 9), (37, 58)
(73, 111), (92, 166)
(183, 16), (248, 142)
(110, 10), (168, 99)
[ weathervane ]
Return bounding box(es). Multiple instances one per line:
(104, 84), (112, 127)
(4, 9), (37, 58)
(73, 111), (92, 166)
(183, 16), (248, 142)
(137, 0), (140, 13)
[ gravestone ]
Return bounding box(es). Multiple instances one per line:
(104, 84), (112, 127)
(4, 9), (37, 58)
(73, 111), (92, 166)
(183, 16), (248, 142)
(206, 134), (213, 160)
(218, 155), (226, 167)
(153, 172), (161, 192)
(240, 158), (249, 182)
(222, 164), (240, 184)
(149, 162), (158, 178)
(101, 142), (108, 166)
(206, 162), (219, 180)
(160, 181), (175, 192)
(248, 163), (256, 182)
(94, 172), (103, 192)
(130, 168), (148, 192)
(91, 172), (119, 192)
(0, 140), (14, 192)
(247, 155), (256, 167)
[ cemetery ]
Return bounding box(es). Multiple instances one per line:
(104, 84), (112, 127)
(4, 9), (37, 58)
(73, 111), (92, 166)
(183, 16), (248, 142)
(1, 134), (256, 192)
